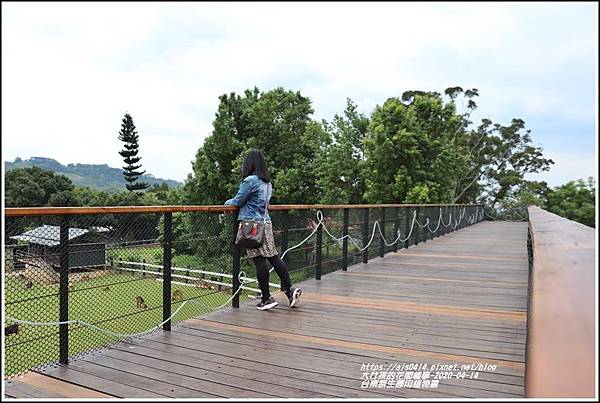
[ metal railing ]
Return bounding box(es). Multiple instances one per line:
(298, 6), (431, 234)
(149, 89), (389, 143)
(3, 203), (484, 378)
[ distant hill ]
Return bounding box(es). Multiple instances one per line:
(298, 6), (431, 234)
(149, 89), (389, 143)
(5, 157), (182, 191)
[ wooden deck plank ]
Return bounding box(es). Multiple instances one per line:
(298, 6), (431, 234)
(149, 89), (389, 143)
(7, 371), (112, 398)
(170, 324), (524, 383)
(38, 365), (166, 398)
(4, 379), (66, 398)
(171, 324), (524, 385)
(71, 355), (277, 398)
(48, 359), (221, 398)
(202, 309), (526, 354)
(5, 221), (529, 398)
(117, 337), (455, 398)
(135, 330), (516, 398)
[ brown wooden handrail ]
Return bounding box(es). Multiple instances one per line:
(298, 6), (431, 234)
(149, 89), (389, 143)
(525, 206), (596, 398)
(4, 203), (484, 217)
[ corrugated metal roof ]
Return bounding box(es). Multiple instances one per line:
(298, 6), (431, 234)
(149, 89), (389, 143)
(10, 225), (90, 247)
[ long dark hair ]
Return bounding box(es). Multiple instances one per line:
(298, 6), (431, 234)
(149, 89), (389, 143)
(241, 148), (271, 183)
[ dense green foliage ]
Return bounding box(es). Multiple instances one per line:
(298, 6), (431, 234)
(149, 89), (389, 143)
(182, 86), (556, 208)
(315, 99), (369, 204)
(5, 168), (179, 208)
(182, 87), (327, 205)
(545, 178), (595, 227)
(5, 157), (181, 191)
(504, 177), (596, 227)
(5, 167), (78, 207)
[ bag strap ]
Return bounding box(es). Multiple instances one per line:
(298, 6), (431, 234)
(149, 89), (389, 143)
(263, 183), (270, 223)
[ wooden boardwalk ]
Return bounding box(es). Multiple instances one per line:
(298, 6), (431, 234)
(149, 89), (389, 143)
(5, 221), (529, 398)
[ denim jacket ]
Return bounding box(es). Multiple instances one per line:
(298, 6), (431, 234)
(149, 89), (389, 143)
(224, 175), (272, 222)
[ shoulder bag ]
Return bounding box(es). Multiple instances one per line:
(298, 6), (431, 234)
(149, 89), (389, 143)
(235, 184), (269, 248)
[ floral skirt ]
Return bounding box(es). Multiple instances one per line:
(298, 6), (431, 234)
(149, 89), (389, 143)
(245, 221), (279, 258)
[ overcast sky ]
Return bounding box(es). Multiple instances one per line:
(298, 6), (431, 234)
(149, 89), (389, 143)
(2, 2), (597, 187)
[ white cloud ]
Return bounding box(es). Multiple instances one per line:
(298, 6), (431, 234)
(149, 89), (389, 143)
(2, 2), (597, 185)
(528, 150), (597, 187)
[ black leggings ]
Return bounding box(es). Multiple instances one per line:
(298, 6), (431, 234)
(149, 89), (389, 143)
(252, 255), (292, 302)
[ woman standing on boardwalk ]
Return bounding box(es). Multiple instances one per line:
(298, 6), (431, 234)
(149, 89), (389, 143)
(225, 149), (302, 310)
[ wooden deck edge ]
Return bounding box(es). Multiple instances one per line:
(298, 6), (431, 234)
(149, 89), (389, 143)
(9, 371), (113, 398)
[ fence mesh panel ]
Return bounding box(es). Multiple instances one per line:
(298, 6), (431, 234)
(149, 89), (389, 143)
(4, 205), (483, 378)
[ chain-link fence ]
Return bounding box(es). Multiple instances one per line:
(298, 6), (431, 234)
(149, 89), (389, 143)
(484, 205), (530, 221)
(3, 204), (484, 378)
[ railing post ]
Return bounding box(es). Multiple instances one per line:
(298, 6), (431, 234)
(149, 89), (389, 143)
(162, 212), (172, 331)
(362, 208), (369, 263)
(415, 207), (420, 245)
(432, 207), (437, 239)
(436, 206), (439, 236)
(453, 205), (457, 232)
(379, 207), (385, 258)
(59, 216), (69, 365)
(232, 209), (240, 308)
(423, 207), (428, 243)
(280, 210), (289, 290)
(467, 206), (472, 227)
(404, 208), (410, 249)
(342, 208), (349, 271)
(435, 206), (440, 238)
(393, 207), (399, 253)
(316, 217), (322, 280)
(429, 207), (434, 239)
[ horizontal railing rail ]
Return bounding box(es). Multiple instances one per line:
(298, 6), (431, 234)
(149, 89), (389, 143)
(4, 203), (484, 378)
(5, 203), (483, 216)
(525, 206), (596, 398)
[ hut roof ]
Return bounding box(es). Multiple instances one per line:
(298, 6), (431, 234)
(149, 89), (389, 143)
(10, 225), (103, 246)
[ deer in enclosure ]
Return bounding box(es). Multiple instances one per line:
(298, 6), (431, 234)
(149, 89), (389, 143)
(194, 278), (212, 290)
(172, 289), (183, 301)
(135, 295), (148, 309)
(5, 324), (19, 337)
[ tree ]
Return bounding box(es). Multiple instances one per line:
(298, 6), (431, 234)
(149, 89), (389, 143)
(148, 182), (180, 204)
(118, 113), (149, 192)
(449, 86), (554, 205)
(183, 87), (327, 205)
(315, 99), (369, 204)
(489, 180), (550, 220)
(5, 167), (77, 207)
(545, 177), (595, 227)
(363, 91), (465, 203)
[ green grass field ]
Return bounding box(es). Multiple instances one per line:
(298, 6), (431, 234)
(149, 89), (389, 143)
(4, 271), (246, 377)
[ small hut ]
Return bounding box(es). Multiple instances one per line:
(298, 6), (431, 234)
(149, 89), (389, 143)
(11, 225), (110, 271)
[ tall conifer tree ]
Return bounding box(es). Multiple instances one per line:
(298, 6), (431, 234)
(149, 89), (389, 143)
(118, 113), (149, 192)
